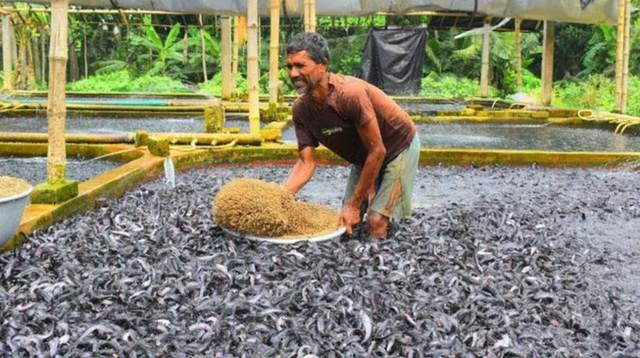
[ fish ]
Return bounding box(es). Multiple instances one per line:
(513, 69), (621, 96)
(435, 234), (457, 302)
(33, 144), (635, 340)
(0, 165), (637, 357)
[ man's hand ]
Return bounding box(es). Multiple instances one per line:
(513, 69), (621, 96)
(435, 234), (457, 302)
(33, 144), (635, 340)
(339, 203), (361, 236)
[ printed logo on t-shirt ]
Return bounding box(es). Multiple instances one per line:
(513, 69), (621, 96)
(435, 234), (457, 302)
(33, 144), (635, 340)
(321, 126), (344, 136)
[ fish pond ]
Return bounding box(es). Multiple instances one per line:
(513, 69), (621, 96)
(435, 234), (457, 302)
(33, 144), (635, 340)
(1, 165), (638, 356)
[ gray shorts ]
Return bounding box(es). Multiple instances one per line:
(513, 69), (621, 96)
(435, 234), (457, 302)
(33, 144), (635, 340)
(343, 135), (420, 220)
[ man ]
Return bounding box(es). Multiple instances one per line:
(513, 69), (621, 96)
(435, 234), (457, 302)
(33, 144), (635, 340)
(283, 32), (420, 239)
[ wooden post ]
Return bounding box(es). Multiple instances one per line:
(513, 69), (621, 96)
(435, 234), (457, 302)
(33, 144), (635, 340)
(47, 0), (70, 182)
(304, 0), (310, 32)
(480, 18), (491, 97)
(236, 16), (247, 45)
(541, 21), (555, 107)
(231, 16), (239, 98)
(621, 0), (631, 113)
(25, 32), (37, 89)
(221, 16), (232, 99)
(257, 17), (261, 73)
(614, 0), (629, 113)
(32, 37), (41, 83)
(15, 28), (25, 89)
(82, 24), (88, 78)
(515, 18), (523, 93)
(10, 17), (16, 77)
(614, 0), (626, 112)
(198, 15), (208, 83)
(41, 25), (46, 82)
(2, 15), (13, 91)
(269, 0), (280, 110)
(309, 0), (317, 32)
(247, 0), (260, 134)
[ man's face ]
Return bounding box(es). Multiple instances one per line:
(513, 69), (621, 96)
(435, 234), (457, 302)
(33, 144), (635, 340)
(286, 50), (327, 95)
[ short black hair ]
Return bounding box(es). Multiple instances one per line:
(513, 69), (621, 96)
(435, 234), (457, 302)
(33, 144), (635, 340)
(286, 32), (330, 64)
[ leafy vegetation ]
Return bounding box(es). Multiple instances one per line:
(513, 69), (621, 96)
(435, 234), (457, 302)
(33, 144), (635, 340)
(129, 17), (185, 78)
(554, 74), (614, 111)
(199, 72), (248, 96)
(67, 70), (133, 92)
(421, 72), (499, 98)
(327, 34), (368, 75)
(130, 75), (192, 93)
(553, 74), (640, 116)
(67, 70), (191, 93)
(4, 5), (639, 115)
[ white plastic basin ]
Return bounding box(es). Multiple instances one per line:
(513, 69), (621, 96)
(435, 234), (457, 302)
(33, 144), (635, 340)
(222, 226), (346, 244)
(0, 186), (32, 247)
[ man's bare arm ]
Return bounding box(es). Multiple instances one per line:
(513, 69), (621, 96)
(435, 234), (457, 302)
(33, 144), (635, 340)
(284, 146), (316, 195)
(348, 119), (386, 207)
(340, 118), (386, 234)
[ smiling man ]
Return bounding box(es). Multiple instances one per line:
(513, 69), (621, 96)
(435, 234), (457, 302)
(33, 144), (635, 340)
(283, 32), (420, 239)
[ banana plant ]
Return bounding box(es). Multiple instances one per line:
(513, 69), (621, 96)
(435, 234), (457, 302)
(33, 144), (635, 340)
(130, 16), (184, 77)
(183, 26), (221, 80)
(425, 27), (541, 94)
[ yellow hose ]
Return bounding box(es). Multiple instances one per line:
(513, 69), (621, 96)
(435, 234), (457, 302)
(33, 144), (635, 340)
(169, 138), (238, 152)
(86, 148), (141, 163)
(209, 139), (238, 150)
(170, 138), (199, 152)
(577, 110), (640, 134)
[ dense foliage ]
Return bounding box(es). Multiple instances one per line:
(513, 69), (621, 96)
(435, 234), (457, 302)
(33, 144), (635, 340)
(2, 3), (639, 114)
(67, 70), (191, 93)
(420, 73), (499, 99)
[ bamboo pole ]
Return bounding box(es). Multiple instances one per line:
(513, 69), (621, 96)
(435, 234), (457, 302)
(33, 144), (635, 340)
(231, 16), (239, 98)
(621, 0), (631, 114)
(0, 8), (188, 16)
(541, 21), (555, 107)
(25, 31), (36, 89)
(47, 0), (70, 182)
(2, 15), (13, 91)
(28, 20), (217, 30)
(199, 15), (208, 83)
(0, 132), (132, 144)
(32, 36), (41, 83)
(15, 27), (25, 89)
(221, 16), (232, 100)
(0, 131), (266, 145)
(154, 133), (264, 145)
(304, 0), (310, 32)
(40, 25), (45, 82)
(82, 24), (88, 78)
(269, 0), (280, 107)
(309, 0), (316, 32)
(237, 16), (247, 45)
(10, 18), (16, 75)
(614, 0), (626, 112)
(247, 0), (260, 134)
(515, 18), (523, 93)
(480, 18), (491, 97)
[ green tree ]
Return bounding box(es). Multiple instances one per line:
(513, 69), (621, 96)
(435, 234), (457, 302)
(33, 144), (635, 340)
(130, 16), (185, 78)
(183, 26), (221, 82)
(425, 28), (541, 94)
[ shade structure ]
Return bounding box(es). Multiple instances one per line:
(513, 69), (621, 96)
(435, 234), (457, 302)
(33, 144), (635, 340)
(4, 0), (617, 24)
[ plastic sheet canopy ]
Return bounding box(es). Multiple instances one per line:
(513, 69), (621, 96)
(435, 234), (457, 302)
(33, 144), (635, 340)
(358, 29), (427, 96)
(10, 0), (617, 24)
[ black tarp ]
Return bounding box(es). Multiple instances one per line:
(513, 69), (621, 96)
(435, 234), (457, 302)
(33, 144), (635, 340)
(358, 28), (428, 96)
(580, 0), (596, 10)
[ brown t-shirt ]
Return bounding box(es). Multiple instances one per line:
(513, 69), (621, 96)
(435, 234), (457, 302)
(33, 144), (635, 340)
(293, 73), (417, 167)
